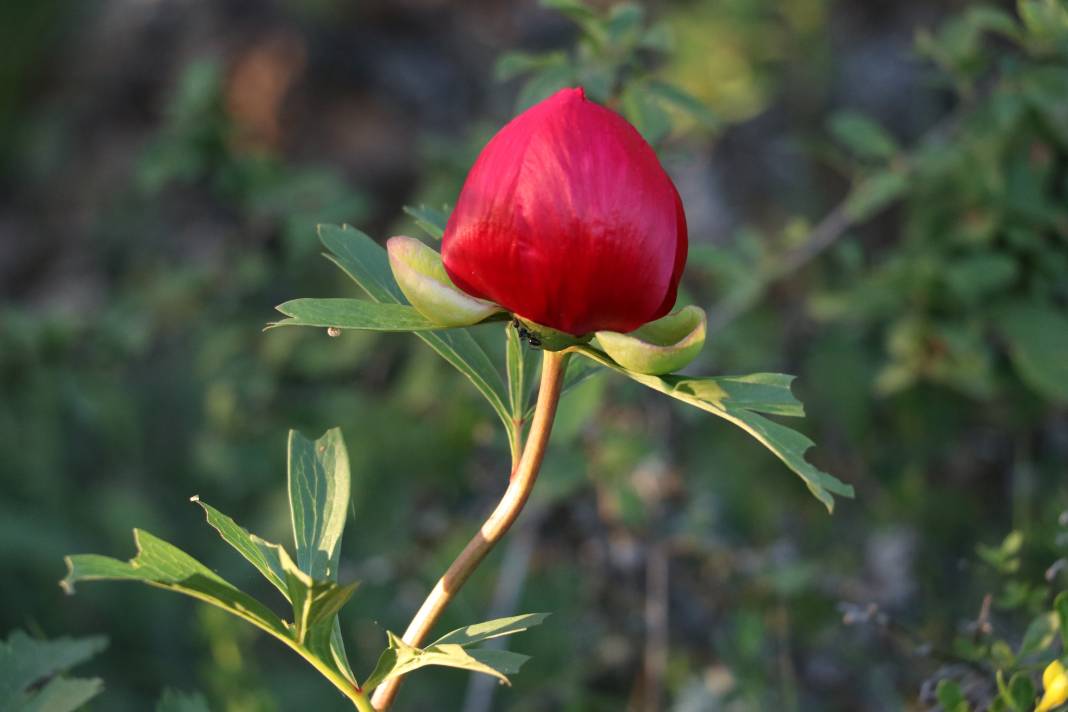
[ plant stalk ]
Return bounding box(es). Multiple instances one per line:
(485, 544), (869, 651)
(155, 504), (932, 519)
(370, 349), (570, 710)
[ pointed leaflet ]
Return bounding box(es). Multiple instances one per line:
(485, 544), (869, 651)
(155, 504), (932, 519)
(62, 529), (364, 698)
(288, 428), (349, 581)
(270, 299), (444, 331)
(431, 613), (550, 647)
(362, 634), (516, 692)
(316, 224), (516, 458)
(403, 204), (448, 240)
(194, 497), (288, 597)
(62, 530), (290, 639)
(574, 345), (854, 512)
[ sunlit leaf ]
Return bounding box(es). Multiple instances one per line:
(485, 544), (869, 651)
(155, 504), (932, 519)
(270, 299), (444, 331)
(575, 346), (853, 512)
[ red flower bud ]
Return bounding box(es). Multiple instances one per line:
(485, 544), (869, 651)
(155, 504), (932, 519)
(441, 87), (688, 336)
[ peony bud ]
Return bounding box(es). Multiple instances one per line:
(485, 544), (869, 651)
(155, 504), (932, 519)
(441, 87), (687, 338)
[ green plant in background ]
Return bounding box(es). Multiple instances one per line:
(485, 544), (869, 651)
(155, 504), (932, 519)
(60, 70), (851, 706)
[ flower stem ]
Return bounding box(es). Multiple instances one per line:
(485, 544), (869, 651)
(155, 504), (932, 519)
(370, 349), (570, 710)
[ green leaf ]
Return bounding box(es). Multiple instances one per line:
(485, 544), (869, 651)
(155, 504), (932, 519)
(829, 111), (899, 160)
(363, 633), (517, 693)
(156, 689), (212, 712)
(465, 649), (531, 675)
(575, 346), (853, 512)
(935, 678), (970, 712)
(270, 299), (444, 332)
(20, 677), (104, 712)
(431, 613), (550, 647)
(516, 63), (575, 111)
(287, 428), (356, 679)
(506, 324), (540, 424)
(996, 669), (1036, 712)
(843, 170), (909, 221)
(646, 80), (718, 129)
(1055, 591), (1068, 650)
(622, 84), (672, 145)
(0, 630), (107, 711)
(995, 303), (1068, 403)
(288, 428), (350, 582)
(402, 204), (448, 240)
(1018, 612), (1059, 658)
(194, 497), (288, 597)
(316, 225), (515, 456)
(63, 530), (289, 639)
(278, 548), (359, 646)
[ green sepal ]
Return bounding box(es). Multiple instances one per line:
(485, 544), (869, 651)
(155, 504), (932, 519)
(595, 305), (706, 375)
(386, 236), (501, 327)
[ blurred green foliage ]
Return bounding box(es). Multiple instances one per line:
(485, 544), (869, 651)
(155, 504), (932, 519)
(1, 0), (1068, 711)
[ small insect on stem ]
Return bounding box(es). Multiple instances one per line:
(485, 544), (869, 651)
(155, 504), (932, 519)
(326, 327), (342, 338)
(511, 318), (542, 349)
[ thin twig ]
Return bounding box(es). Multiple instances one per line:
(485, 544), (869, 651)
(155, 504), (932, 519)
(371, 349), (570, 710)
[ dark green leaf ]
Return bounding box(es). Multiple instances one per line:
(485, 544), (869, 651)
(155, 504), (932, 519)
(402, 205), (448, 240)
(646, 81), (718, 128)
(575, 346), (854, 512)
(156, 689), (212, 712)
(20, 677), (104, 712)
(270, 299), (444, 332)
(431, 613), (550, 647)
(465, 649), (530, 676)
(1056, 591), (1068, 650)
(844, 170), (909, 220)
(829, 111), (899, 160)
(516, 64), (575, 112)
(0, 630), (107, 709)
(1018, 612), (1058, 658)
(995, 303), (1068, 403)
(935, 678), (970, 712)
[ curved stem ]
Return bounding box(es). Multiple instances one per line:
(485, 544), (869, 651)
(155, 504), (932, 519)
(371, 349), (570, 710)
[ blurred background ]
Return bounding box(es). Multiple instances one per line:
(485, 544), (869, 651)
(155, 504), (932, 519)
(2, 0), (1067, 710)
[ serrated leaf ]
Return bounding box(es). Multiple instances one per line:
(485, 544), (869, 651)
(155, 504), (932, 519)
(156, 689), (212, 712)
(316, 225), (515, 458)
(431, 613), (550, 647)
(575, 346), (854, 512)
(270, 299), (444, 331)
(0, 630), (108, 708)
(829, 111), (899, 160)
(402, 204), (449, 240)
(363, 633), (514, 692)
(194, 498), (288, 597)
(63, 530), (289, 639)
